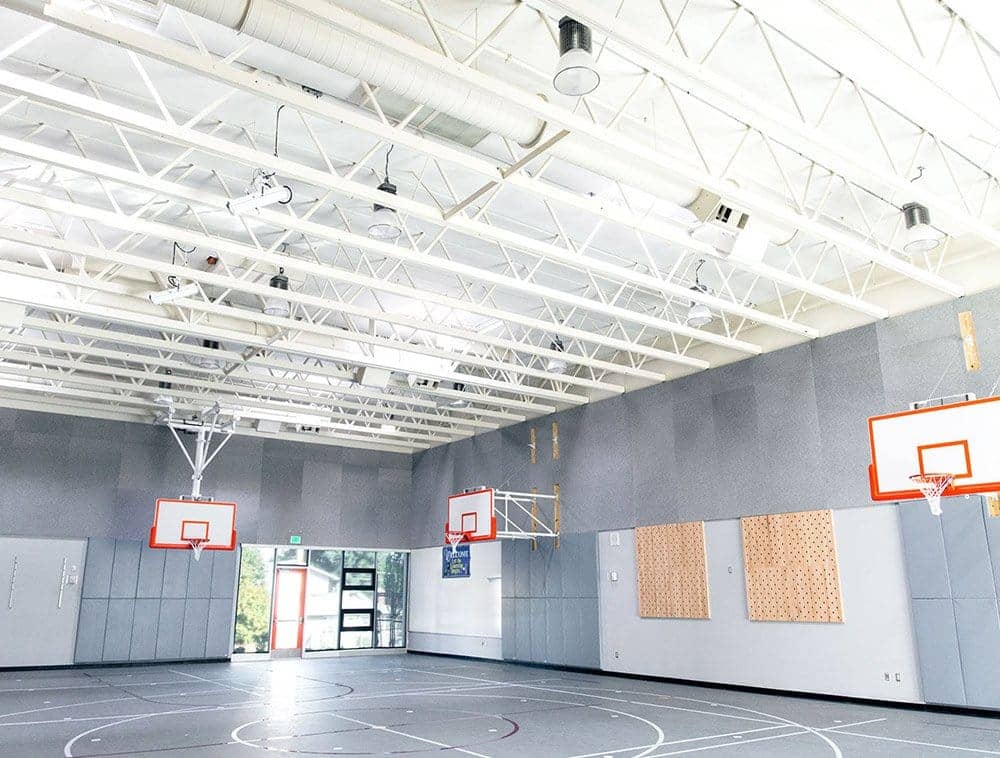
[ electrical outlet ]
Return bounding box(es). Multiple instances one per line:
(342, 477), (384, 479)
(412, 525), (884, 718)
(883, 672), (891, 682)
(895, 673), (902, 682)
(614, 650), (620, 659)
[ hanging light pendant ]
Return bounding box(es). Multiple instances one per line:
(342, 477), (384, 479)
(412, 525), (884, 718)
(554, 17), (600, 97)
(901, 202), (941, 254)
(686, 260), (713, 328)
(263, 267), (291, 318)
(369, 180), (402, 241)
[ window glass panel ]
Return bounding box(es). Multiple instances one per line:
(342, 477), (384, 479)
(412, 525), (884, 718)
(342, 589), (374, 609)
(343, 570), (375, 589)
(276, 548), (307, 565)
(339, 630), (373, 649)
(272, 620), (299, 649)
(341, 612), (373, 629)
(233, 546), (274, 654)
(376, 552), (408, 648)
(306, 551), (342, 617)
(343, 550), (376, 569)
(304, 616), (340, 652)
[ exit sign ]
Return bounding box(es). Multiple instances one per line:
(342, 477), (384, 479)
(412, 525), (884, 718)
(289, 535), (302, 545)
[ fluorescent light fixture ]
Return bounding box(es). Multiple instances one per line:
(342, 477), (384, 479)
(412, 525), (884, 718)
(902, 202), (941, 254)
(554, 17), (600, 96)
(380, 422), (398, 434)
(227, 169), (292, 215)
(147, 281), (199, 305)
(369, 180), (401, 241)
(262, 268), (291, 318)
(152, 369), (174, 407)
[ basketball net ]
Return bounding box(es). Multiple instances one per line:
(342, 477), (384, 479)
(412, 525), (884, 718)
(186, 538), (208, 561)
(909, 473), (955, 516)
(446, 531), (467, 555)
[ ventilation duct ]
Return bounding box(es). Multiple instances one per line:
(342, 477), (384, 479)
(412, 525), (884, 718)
(162, 1), (798, 244)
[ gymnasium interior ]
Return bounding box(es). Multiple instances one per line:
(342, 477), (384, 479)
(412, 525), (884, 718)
(2, 1), (1000, 756)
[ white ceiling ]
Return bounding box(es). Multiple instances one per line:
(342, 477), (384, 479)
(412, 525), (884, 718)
(0, 0), (997, 452)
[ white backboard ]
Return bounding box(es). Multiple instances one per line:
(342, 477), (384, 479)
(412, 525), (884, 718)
(446, 489), (496, 543)
(868, 396), (1000, 501)
(149, 498), (237, 550)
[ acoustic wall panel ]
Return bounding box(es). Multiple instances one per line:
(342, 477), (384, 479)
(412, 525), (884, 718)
(741, 509), (843, 623)
(635, 521), (710, 619)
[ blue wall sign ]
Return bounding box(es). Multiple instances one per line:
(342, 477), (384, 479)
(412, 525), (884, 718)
(442, 544), (471, 578)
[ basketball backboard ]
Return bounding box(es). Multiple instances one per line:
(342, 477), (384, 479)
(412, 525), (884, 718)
(150, 498), (237, 556)
(868, 396), (1000, 502)
(446, 489), (496, 544)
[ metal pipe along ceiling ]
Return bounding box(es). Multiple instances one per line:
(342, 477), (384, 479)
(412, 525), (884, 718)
(162, 0), (709, 214)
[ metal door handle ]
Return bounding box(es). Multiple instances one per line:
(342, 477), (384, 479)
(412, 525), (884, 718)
(57, 557), (68, 609)
(7, 556), (17, 610)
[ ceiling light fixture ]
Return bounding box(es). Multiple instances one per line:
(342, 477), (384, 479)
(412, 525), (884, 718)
(147, 280), (199, 305)
(227, 107), (293, 215)
(686, 259), (713, 328)
(187, 339), (225, 371)
(449, 382), (470, 408)
(553, 17), (600, 97)
(369, 145), (401, 241)
(901, 202), (941, 254)
(262, 267), (291, 318)
(152, 368), (174, 407)
(546, 336), (569, 375)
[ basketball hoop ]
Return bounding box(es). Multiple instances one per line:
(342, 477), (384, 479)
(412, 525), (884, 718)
(185, 537), (209, 561)
(909, 473), (955, 516)
(446, 530), (469, 555)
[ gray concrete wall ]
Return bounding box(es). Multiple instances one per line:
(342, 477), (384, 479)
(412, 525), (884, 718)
(0, 414), (411, 549)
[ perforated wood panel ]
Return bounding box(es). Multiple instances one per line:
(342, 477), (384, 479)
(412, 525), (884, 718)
(741, 509), (843, 623)
(635, 521), (710, 619)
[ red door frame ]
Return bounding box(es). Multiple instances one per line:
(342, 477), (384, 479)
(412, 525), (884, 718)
(270, 567), (307, 651)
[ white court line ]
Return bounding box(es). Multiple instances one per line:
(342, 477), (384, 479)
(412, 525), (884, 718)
(0, 696), (131, 720)
(827, 728), (1000, 755)
(169, 669), (260, 696)
(230, 710), (494, 758)
(403, 668), (783, 727)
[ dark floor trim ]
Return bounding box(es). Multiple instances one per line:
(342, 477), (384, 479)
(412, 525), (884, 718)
(0, 657), (231, 672)
(406, 650), (1000, 718)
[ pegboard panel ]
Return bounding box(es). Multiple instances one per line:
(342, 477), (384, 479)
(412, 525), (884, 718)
(635, 521), (710, 619)
(741, 509), (843, 623)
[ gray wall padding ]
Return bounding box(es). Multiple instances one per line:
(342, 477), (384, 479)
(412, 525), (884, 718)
(899, 497), (1000, 708)
(75, 539), (239, 664)
(501, 533), (600, 669)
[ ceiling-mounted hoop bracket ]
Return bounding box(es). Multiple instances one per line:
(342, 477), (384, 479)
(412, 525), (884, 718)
(158, 403), (236, 500)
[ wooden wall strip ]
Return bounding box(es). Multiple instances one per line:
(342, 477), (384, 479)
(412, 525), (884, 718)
(635, 521), (710, 619)
(741, 509), (844, 623)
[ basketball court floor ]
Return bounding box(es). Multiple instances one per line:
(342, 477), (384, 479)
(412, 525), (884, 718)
(2, 654), (998, 758)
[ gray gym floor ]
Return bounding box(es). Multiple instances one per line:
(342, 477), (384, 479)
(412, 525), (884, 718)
(1, 654), (998, 757)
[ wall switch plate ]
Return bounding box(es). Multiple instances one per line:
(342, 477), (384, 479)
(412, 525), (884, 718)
(609, 532), (621, 546)
(609, 570), (619, 582)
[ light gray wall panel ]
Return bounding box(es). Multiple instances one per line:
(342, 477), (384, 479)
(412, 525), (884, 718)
(136, 544), (165, 598)
(186, 551), (214, 598)
(501, 597), (515, 660)
(211, 550), (238, 599)
(545, 598), (563, 665)
(562, 599), (582, 667)
(109, 540), (140, 599)
(103, 599), (135, 662)
(155, 598), (185, 660)
(161, 551), (190, 598)
(954, 598), (1000, 708)
(181, 598), (210, 659)
(514, 597), (530, 661)
(985, 501), (1000, 595)
(130, 598), (160, 661)
(941, 502), (996, 599)
(74, 598), (108, 663)
(206, 598), (234, 658)
(911, 599), (966, 706)
(898, 502), (952, 599)
(81, 538), (115, 598)
(528, 597), (546, 662)
(578, 599), (601, 668)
